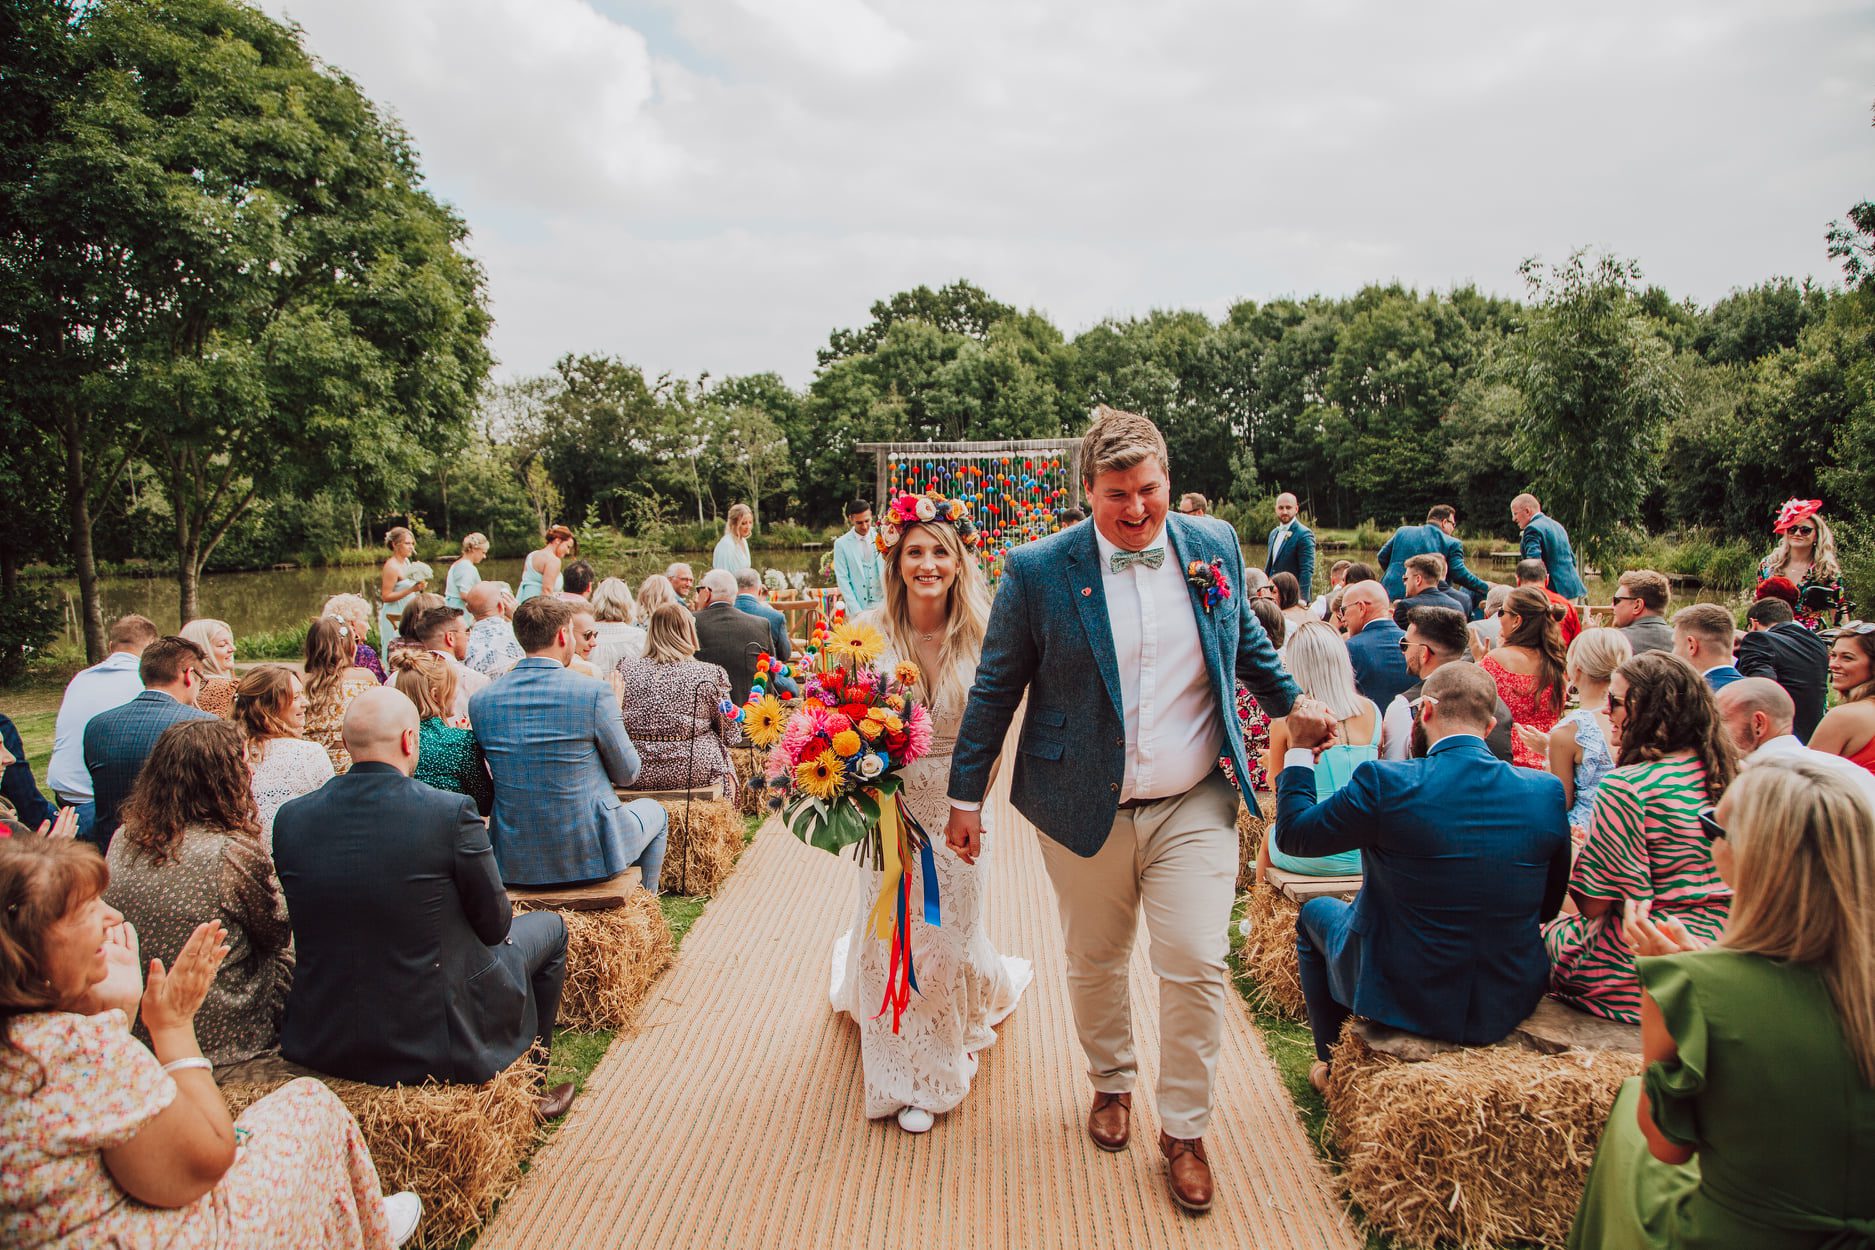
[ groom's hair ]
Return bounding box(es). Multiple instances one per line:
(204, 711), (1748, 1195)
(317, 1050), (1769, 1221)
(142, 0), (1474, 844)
(1081, 405), (1168, 486)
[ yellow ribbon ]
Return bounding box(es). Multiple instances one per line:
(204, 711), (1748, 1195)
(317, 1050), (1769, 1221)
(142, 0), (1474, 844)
(868, 788), (904, 941)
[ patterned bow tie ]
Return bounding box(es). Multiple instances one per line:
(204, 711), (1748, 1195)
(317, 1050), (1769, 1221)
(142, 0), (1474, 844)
(1109, 547), (1166, 573)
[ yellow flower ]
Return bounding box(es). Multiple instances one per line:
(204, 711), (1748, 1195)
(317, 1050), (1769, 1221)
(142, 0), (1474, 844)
(878, 710), (904, 733)
(831, 729), (863, 757)
(885, 694), (906, 713)
(856, 717), (884, 741)
(796, 750), (846, 800)
(744, 696), (787, 748)
(828, 622), (885, 667)
(893, 660), (922, 688)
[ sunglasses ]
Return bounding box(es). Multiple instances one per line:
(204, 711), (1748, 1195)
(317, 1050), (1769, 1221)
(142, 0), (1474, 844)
(580, 629), (599, 642)
(1398, 637), (1426, 653)
(1607, 693), (1629, 713)
(1610, 594), (1639, 605)
(1698, 808), (1726, 843)
(1787, 525), (1815, 536)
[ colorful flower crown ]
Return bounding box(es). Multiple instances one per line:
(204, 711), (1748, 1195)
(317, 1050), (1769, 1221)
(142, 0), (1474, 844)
(873, 490), (982, 555)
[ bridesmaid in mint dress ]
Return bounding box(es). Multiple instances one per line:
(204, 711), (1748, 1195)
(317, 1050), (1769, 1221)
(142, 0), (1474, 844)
(376, 526), (427, 652)
(1568, 756), (1875, 1250)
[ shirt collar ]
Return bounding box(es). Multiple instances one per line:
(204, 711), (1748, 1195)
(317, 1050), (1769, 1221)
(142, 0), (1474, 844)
(96, 651), (142, 672)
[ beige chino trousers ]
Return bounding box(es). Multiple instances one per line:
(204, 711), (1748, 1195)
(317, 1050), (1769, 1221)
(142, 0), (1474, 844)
(1034, 769), (1240, 1141)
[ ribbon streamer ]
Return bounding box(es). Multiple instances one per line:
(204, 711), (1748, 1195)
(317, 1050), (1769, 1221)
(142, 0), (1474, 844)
(869, 792), (942, 1032)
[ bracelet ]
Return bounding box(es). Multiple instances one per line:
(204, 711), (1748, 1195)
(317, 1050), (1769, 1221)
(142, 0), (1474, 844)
(161, 1057), (213, 1076)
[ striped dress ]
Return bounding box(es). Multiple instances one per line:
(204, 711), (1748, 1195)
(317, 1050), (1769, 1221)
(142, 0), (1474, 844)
(1543, 753), (1731, 1024)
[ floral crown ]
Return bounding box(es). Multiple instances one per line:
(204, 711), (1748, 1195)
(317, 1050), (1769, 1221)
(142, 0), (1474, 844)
(874, 490), (981, 555)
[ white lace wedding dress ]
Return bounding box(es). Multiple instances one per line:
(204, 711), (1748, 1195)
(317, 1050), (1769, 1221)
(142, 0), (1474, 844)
(828, 677), (1032, 1120)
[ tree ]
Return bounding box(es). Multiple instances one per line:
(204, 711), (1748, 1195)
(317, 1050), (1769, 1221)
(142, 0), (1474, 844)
(1506, 251), (1680, 565)
(715, 406), (792, 529)
(819, 280), (1016, 366)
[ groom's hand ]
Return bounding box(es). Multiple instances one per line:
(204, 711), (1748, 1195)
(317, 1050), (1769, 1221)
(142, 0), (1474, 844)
(945, 805), (982, 865)
(1287, 697), (1339, 754)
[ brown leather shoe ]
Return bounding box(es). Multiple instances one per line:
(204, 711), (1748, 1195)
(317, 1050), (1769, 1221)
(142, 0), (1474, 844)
(1087, 1091), (1132, 1152)
(535, 1081), (576, 1122)
(1159, 1132), (1214, 1214)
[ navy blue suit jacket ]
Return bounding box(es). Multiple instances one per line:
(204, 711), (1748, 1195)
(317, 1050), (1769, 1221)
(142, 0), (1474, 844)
(1376, 524), (1493, 606)
(1519, 513), (1587, 600)
(82, 691), (215, 851)
(1276, 735), (1571, 1044)
(1736, 621), (1831, 742)
(1346, 618), (1413, 713)
(0, 712), (55, 830)
(1264, 521), (1316, 597)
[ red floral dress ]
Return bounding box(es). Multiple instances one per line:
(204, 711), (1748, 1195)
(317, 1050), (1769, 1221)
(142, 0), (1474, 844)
(1481, 653), (1561, 769)
(1219, 680), (1273, 791)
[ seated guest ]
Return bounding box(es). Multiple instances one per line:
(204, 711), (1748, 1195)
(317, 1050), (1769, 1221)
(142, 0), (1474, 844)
(1808, 622), (1875, 776)
(48, 613), (158, 840)
(1715, 677), (1875, 805)
(178, 618), (238, 718)
(302, 617), (380, 773)
(1340, 561), (1377, 586)
(1609, 568), (1674, 656)
(637, 572), (682, 620)
(236, 666), (335, 852)
(1514, 558), (1582, 644)
(617, 604), (739, 799)
(1522, 627), (1630, 839)
(558, 559), (596, 604)
(1309, 559), (1352, 621)
(0, 835), (423, 1247)
(402, 603), (489, 720)
(389, 650), (493, 816)
(1735, 596), (1831, 741)
(664, 562), (696, 604)
(1467, 583), (1511, 655)
(1483, 585), (1569, 768)
(1392, 553), (1469, 627)
(1673, 602), (1745, 692)
(589, 577), (648, 676)
(1221, 600), (1285, 792)
(1568, 758), (1875, 1250)
(83, 636), (215, 852)
(692, 569), (774, 705)
(104, 719), (292, 1065)
(0, 709), (57, 831)
(272, 688), (574, 1118)
(387, 591), (447, 662)
(1261, 621), (1378, 879)
(1272, 571), (1314, 632)
(1277, 663), (1571, 1088)
(1379, 606), (1515, 763)
(565, 607), (609, 684)
(470, 597), (668, 890)
(1339, 582), (1413, 712)
(1546, 652), (1737, 1023)
(733, 567), (791, 662)
(464, 581), (525, 676)
(320, 592), (388, 683)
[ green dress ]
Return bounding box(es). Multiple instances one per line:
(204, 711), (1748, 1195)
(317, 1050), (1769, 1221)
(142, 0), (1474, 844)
(413, 717), (493, 816)
(1569, 950), (1875, 1250)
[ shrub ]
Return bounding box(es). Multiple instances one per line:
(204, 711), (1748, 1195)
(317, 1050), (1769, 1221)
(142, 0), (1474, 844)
(236, 623), (309, 661)
(1838, 519), (1875, 617)
(1350, 519), (1387, 550)
(0, 587), (62, 683)
(1699, 540), (1758, 591)
(758, 521), (819, 548)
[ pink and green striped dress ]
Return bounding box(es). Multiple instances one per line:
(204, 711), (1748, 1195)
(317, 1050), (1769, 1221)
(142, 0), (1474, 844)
(1543, 753), (1730, 1024)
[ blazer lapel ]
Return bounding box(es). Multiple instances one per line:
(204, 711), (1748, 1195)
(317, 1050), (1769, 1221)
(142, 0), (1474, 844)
(1064, 525), (1125, 723)
(1165, 515), (1225, 679)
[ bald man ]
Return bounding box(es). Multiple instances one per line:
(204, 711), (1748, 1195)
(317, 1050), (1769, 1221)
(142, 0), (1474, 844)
(271, 687), (574, 1116)
(1264, 491), (1316, 599)
(1716, 678), (1875, 805)
(1341, 582), (1413, 711)
(465, 580), (524, 676)
(693, 568), (774, 704)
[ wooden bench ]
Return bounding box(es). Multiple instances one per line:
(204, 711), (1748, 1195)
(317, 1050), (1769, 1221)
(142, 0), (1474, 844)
(615, 782), (722, 804)
(1264, 864), (1362, 903)
(507, 870), (672, 1030)
(507, 868), (641, 911)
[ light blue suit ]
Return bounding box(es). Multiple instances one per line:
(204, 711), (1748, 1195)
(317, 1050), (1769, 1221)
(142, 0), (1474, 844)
(1520, 512), (1588, 600)
(468, 657), (667, 887)
(949, 513), (1300, 857)
(832, 528), (885, 613)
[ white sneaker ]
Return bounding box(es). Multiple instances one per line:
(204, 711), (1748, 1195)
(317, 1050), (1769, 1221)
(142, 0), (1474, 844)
(897, 1106), (934, 1134)
(384, 1191), (423, 1247)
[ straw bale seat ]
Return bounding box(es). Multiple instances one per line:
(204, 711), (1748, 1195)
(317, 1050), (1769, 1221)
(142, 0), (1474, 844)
(509, 874), (673, 1030)
(1234, 866), (1361, 1021)
(1324, 1004), (1643, 1250)
(729, 745), (766, 814)
(217, 1051), (543, 1250)
(1234, 794), (1268, 891)
(654, 795), (746, 895)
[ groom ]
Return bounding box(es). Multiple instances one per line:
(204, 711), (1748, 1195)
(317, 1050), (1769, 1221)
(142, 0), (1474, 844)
(946, 406), (1299, 1215)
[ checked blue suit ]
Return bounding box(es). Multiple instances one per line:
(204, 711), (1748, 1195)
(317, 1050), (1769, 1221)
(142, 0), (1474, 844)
(469, 657), (667, 888)
(82, 690), (215, 852)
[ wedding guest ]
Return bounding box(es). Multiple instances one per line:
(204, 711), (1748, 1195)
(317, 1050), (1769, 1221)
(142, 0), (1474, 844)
(1609, 569), (1674, 655)
(637, 573), (682, 621)
(234, 665), (334, 849)
(1176, 492), (1210, 517)
(517, 524), (574, 604)
(1567, 757), (1875, 1250)
(1483, 586), (1568, 768)
(1468, 583), (1512, 655)
(0, 835), (422, 1247)
(178, 618), (237, 718)
(589, 577), (648, 676)
(713, 503), (754, 574)
(1758, 498), (1846, 630)
(1380, 606), (1516, 764)
(48, 614), (157, 840)
(1736, 596), (1831, 741)
(376, 526), (427, 652)
(1272, 571), (1313, 632)
(471, 596), (668, 889)
(104, 719), (292, 1065)
(1809, 623), (1875, 776)
(1673, 603), (1745, 693)
(388, 649), (492, 814)
(565, 608), (611, 685)
(693, 569), (773, 705)
(1512, 492), (1587, 601)
(0, 710), (56, 831)
(1376, 504), (1493, 607)
(273, 689), (574, 1119)
(664, 562), (696, 604)
(1278, 663), (1571, 1089)
(832, 499), (885, 614)
(388, 591), (446, 661)
(403, 603), (489, 720)
(616, 604), (738, 799)
(1524, 627), (1630, 839)
(558, 560), (595, 605)
(1546, 651), (1736, 1023)
(83, 636), (214, 853)
(320, 593), (386, 683)
(1264, 492), (1315, 598)
(1714, 678), (1875, 805)
(1260, 621), (1379, 880)
(302, 618), (379, 774)
(733, 567), (791, 662)
(1309, 559), (1352, 620)
(464, 581), (524, 676)
(1515, 557), (1583, 645)
(1392, 553), (1469, 627)
(444, 532), (488, 611)
(1341, 561), (1377, 586)
(1339, 582), (1412, 712)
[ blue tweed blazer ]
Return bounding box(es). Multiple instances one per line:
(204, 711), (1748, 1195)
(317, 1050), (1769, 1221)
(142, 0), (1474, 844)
(468, 657), (650, 886)
(948, 513), (1300, 857)
(1520, 513), (1587, 600)
(82, 691), (215, 851)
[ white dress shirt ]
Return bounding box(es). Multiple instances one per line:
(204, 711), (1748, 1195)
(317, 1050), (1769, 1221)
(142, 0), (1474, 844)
(1380, 693), (1415, 761)
(1092, 525), (1223, 803)
(1268, 521), (1293, 565)
(47, 651), (145, 800)
(1749, 734), (1875, 806)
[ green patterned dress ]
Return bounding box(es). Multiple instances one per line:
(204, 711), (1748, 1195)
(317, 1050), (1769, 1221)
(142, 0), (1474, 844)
(1544, 753), (1731, 1023)
(414, 717), (493, 816)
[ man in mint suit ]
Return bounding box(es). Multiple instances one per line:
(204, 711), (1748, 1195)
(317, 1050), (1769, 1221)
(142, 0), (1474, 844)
(832, 498), (885, 613)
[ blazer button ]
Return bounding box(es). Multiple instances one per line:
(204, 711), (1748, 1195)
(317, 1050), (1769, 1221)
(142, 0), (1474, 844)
(1114, 737), (1122, 747)
(1109, 782), (1119, 793)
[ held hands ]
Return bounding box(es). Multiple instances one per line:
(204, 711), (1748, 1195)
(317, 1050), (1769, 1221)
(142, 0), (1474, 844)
(1622, 900), (1708, 958)
(945, 805), (982, 866)
(1285, 697), (1341, 755)
(141, 921), (230, 1035)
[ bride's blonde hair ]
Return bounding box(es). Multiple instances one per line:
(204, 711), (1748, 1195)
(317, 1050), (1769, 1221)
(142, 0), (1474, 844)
(870, 519), (989, 713)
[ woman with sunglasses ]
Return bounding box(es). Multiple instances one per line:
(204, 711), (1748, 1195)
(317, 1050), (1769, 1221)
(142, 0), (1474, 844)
(1544, 652), (1738, 1023)
(1567, 756), (1875, 1250)
(1757, 499), (1845, 631)
(1808, 623), (1875, 777)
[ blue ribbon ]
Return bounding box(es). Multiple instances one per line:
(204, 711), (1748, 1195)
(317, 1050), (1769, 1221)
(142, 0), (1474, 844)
(919, 837), (941, 927)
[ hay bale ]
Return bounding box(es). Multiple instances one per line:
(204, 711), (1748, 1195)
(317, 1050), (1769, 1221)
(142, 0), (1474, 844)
(220, 1054), (543, 1249)
(730, 745), (765, 815)
(1325, 1026), (1642, 1249)
(1236, 883), (1305, 1020)
(655, 795), (745, 895)
(1235, 795), (1268, 892)
(513, 887), (673, 1030)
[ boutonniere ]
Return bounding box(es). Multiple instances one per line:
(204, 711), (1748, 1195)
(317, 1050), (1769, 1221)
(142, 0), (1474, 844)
(1186, 559), (1231, 613)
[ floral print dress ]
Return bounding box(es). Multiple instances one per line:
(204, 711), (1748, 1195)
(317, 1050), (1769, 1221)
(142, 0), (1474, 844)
(1482, 653), (1561, 769)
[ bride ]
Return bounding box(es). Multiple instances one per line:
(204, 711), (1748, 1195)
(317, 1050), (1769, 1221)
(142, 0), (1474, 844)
(829, 496), (1032, 1133)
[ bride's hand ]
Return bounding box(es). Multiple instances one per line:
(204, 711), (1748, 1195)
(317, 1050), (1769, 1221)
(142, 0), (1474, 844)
(945, 805), (982, 865)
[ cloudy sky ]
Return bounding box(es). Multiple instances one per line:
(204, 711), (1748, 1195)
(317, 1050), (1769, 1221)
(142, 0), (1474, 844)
(258, 0), (1873, 385)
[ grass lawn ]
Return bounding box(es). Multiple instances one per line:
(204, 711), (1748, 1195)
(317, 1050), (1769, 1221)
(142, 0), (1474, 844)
(8, 708), (56, 788)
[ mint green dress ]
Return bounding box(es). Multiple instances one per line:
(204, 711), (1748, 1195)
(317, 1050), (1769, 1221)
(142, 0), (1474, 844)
(1568, 950), (1875, 1250)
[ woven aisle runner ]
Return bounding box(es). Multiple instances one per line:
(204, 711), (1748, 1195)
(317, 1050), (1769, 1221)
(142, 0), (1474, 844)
(476, 745), (1360, 1250)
